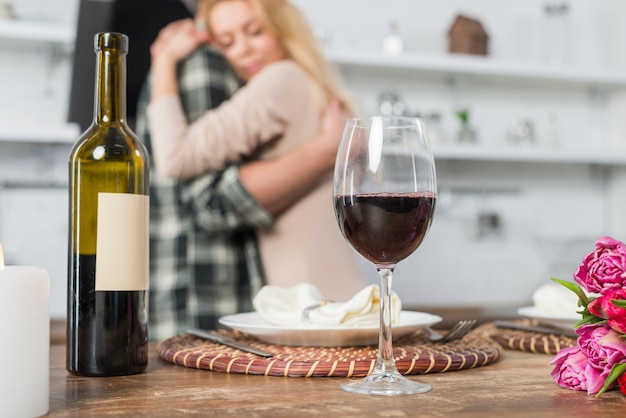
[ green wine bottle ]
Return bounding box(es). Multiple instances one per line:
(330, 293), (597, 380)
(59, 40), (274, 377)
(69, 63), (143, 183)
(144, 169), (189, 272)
(67, 32), (149, 376)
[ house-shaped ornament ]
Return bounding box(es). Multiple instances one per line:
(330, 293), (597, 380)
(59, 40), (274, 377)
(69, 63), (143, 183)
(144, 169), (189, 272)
(448, 14), (489, 56)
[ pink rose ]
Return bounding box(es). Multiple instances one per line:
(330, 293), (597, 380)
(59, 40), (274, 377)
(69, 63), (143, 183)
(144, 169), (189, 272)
(577, 323), (626, 394)
(550, 346), (605, 394)
(588, 289), (626, 334)
(574, 236), (626, 294)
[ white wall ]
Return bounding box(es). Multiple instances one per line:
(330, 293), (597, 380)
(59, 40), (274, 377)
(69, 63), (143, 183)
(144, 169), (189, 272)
(293, 0), (625, 69)
(292, 0), (626, 309)
(0, 0), (78, 318)
(2, 0), (626, 318)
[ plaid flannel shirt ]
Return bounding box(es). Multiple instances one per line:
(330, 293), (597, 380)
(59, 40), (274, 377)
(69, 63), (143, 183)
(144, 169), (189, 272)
(136, 46), (273, 341)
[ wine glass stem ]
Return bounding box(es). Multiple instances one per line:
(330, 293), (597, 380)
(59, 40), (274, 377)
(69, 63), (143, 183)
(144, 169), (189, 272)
(376, 267), (397, 373)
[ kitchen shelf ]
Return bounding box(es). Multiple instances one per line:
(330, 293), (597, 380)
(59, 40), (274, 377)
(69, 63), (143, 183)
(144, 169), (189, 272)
(433, 144), (626, 166)
(0, 179), (67, 190)
(0, 123), (80, 144)
(326, 49), (626, 90)
(0, 19), (74, 45)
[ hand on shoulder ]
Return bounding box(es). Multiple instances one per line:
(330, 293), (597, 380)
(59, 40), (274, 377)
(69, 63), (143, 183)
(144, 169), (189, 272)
(150, 18), (211, 68)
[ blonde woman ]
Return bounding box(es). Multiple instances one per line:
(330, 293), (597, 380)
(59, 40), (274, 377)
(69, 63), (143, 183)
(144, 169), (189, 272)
(148, 0), (364, 300)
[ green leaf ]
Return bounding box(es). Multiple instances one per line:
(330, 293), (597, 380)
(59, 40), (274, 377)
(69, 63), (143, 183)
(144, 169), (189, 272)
(596, 362), (626, 397)
(577, 314), (604, 327)
(550, 277), (590, 305)
(612, 299), (626, 308)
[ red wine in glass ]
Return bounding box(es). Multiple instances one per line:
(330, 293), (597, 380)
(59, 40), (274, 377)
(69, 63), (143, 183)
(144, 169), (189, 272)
(333, 116), (437, 395)
(334, 192), (436, 267)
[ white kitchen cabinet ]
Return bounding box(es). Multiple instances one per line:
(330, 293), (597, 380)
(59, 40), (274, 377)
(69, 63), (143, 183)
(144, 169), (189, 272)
(0, 16), (77, 319)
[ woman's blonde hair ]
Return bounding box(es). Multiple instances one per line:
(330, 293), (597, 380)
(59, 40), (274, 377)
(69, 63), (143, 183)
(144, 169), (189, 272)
(198, 0), (356, 115)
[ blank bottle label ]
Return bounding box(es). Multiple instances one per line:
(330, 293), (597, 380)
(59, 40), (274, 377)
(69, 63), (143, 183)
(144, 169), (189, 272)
(95, 192), (149, 291)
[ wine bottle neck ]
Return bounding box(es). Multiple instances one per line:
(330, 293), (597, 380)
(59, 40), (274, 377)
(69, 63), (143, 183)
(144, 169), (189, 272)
(93, 37), (128, 126)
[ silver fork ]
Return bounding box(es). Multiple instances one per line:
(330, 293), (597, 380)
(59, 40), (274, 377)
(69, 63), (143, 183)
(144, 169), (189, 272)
(300, 300), (334, 324)
(427, 319), (477, 343)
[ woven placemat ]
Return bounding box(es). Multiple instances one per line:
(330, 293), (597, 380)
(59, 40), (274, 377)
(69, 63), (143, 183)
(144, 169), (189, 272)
(157, 328), (502, 377)
(473, 320), (577, 355)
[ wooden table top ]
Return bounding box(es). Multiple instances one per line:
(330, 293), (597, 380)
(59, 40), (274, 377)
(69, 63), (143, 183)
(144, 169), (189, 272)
(47, 342), (626, 417)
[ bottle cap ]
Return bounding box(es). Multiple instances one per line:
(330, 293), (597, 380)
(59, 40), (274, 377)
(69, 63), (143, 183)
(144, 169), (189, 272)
(94, 32), (129, 53)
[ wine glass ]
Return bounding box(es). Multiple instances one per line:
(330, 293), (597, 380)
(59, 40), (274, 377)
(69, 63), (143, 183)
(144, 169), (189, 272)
(333, 116), (437, 395)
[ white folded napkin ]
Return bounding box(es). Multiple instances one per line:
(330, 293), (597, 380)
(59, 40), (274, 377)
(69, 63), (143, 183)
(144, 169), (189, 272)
(532, 283), (579, 316)
(253, 283), (402, 328)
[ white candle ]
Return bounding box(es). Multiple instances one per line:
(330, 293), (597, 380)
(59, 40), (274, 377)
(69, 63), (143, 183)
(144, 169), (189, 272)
(0, 245), (50, 418)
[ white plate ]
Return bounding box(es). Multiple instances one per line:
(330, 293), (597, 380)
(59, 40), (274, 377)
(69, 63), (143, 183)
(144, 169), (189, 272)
(218, 311), (442, 347)
(517, 306), (579, 330)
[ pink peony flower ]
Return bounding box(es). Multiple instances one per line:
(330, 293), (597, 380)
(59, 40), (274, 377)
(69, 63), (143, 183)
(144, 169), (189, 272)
(574, 236), (626, 294)
(552, 236), (626, 396)
(550, 346), (605, 394)
(588, 288), (626, 334)
(577, 323), (626, 393)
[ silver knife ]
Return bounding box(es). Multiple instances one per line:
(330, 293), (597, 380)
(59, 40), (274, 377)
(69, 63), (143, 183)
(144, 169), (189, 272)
(186, 328), (273, 357)
(494, 320), (578, 339)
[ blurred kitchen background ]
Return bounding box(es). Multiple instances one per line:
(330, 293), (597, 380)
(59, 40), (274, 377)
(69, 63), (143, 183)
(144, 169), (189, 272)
(1, 0), (626, 319)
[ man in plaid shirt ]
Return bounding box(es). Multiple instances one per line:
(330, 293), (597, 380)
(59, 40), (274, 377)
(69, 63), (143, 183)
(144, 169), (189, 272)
(136, 45), (273, 341)
(137, 39), (347, 340)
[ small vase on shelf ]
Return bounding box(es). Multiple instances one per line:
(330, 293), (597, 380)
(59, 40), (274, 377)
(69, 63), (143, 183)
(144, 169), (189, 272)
(382, 20), (403, 56)
(456, 108), (476, 144)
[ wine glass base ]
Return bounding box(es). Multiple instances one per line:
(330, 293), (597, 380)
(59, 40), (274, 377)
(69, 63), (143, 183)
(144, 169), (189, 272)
(340, 369), (432, 396)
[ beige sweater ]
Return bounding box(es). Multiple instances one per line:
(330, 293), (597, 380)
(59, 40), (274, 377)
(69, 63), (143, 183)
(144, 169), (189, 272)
(147, 60), (365, 301)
